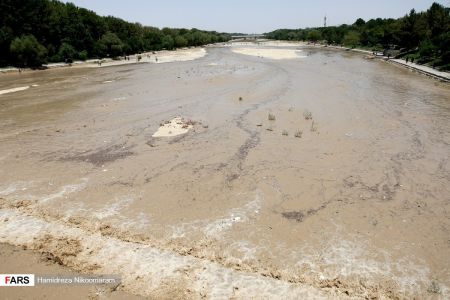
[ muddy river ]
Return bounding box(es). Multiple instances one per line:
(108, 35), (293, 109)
(0, 43), (449, 299)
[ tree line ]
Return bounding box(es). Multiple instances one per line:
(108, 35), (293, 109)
(265, 3), (450, 70)
(0, 0), (231, 67)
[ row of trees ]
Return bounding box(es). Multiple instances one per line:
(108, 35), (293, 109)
(0, 0), (231, 67)
(266, 3), (450, 70)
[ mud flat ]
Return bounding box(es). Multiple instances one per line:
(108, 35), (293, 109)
(0, 47), (207, 73)
(231, 48), (306, 60)
(83, 47), (207, 68)
(0, 41), (449, 299)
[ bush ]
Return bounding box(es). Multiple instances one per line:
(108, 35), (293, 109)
(303, 110), (312, 120)
(268, 113), (276, 121)
(98, 32), (123, 57)
(10, 34), (47, 67)
(58, 43), (76, 63)
(343, 31), (361, 48)
(174, 36), (188, 48)
(161, 35), (175, 50)
(78, 50), (88, 61)
(49, 54), (62, 63)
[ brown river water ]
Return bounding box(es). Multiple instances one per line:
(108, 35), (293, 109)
(0, 44), (449, 299)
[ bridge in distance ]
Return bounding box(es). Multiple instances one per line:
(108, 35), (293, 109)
(231, 34), (265, 40)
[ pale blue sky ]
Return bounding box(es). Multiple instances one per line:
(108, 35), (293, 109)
(63, 0), (449, 33)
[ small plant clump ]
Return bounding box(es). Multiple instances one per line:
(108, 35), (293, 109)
(282, 130), (288, 136)
(310, 120), (318, 132)
(303, 110), (313, 120)
(268, 113), (276, 121)
(427, 281), (441, 294)
(294, 130), (303, 138)
(239, 96), (243, 101)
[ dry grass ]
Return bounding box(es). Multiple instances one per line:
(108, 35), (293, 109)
(294, 130), (303, 138)
(282, 130), (288, 136)
(268, 113), (276, 121)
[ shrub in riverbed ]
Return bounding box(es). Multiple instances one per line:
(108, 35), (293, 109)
(294, 130), (303, 138)
(303, 110), (312, 120)
(427, 281), (441, 294)
(310, 120), (318, 132)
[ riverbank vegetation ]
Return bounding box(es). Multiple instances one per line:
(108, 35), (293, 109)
(266, 3), (450, 70)
(0, 0), (231, 67)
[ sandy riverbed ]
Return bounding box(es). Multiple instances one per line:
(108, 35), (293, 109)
(0, 41), (449, 299)
(232, 48), (306, 60)
(84, 47), (207, 68)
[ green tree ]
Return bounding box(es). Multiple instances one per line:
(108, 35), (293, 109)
(307, 30), (322, 41)
(418, 39), (435, 59)
(354, 18), (366, 27)
(427, 3), (449, 37)
(58, 42), (76, 62)
(78, 50), (88, 60)
(0, 0), (229, 66)
(10, 34), (47, 67)
(0, 26), (14, 66)
(174, 35), (188, 47)
(98, 32), (123, 57)
(161, 35), (174, 50)
(342, 31), (361, 48)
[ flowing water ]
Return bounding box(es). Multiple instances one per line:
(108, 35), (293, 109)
(0, 43), (449, 299)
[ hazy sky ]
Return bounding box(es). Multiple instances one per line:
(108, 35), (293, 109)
(63, 0), (449, 33)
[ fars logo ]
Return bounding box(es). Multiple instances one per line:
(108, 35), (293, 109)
(0, 274), (35, 286)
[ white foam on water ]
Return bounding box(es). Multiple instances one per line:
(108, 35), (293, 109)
(40, 178), (88, 203)
(204, 193), (261, 238)
(0, 208), (327, 298)
(169, 192), (262, 240)
(119, 212), (151, 231)
(168, 219), (204, 239)
(60, 200), (151, 232)
(227, 240), (260, 261)
(0, 86), (30, 95)
(92, 196), (134, 219)
(293, 234), (447, 297)
(0, 181), (33, 196)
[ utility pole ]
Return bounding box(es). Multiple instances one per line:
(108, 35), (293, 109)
(324, 15), (327, 27)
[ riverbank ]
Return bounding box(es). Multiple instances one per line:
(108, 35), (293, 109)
(306, 43), (450, 83)
(0, 47), (207, 74)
